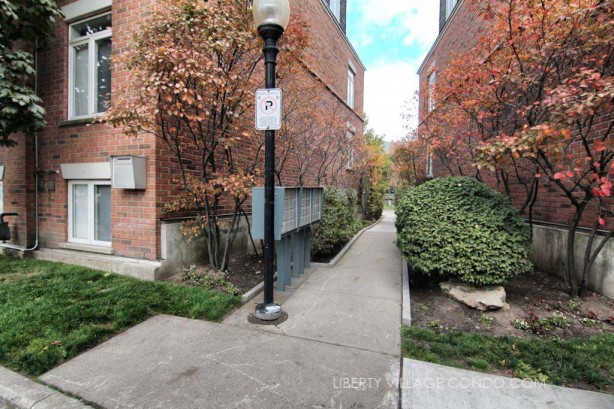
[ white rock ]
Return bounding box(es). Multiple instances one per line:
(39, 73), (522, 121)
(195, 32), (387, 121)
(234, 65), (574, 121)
(440, 281), (506, 311)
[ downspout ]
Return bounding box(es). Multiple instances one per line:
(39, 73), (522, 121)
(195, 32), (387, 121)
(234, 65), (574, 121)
(24, 40), (41, 251)
(0, 42), (40, 252)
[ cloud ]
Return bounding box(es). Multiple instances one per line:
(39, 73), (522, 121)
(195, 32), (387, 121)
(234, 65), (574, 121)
(346, 1), (439, 141)
(349, 0), (439, 50)
(363, 60), (420, 141)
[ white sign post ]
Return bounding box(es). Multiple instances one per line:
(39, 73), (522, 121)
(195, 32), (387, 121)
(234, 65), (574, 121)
(255, 88), (282, 131)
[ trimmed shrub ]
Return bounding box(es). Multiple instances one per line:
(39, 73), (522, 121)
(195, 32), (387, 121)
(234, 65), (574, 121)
(395, 177), (532, 286)
(312, 188), (362, 256)
(364, 185), (385, 221)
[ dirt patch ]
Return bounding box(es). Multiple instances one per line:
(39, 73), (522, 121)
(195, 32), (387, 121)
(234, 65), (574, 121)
(410, 268), (614, 338)
(166, 253), (264, 294)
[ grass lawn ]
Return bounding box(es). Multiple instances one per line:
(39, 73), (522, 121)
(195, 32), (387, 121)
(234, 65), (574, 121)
(0, 256), (241, 376)
(402, 326), (614, 393)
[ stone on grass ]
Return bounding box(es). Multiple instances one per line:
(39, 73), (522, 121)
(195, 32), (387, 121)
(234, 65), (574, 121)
(440, 281), (506, 311)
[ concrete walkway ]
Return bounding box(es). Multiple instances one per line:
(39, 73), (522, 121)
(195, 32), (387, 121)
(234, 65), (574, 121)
(39, 211), (403, 408)
(402, 359), (614, 409)
(7, 210), (611, 408)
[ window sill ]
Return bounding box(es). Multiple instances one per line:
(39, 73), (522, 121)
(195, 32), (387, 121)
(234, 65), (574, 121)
(60, 242), (114, 255)
(59, 117), (105, 127)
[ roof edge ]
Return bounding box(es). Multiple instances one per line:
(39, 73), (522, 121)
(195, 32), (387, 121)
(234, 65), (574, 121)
(417, 0), (465, 74)
(317, 0), (367, 71)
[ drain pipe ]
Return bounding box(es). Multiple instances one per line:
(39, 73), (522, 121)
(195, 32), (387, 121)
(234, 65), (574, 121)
(0, 42), (40, 252)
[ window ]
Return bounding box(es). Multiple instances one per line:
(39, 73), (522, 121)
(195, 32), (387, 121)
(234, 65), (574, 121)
(427, 71), (436, 112)
(346, 129), (355, 170)
(330, 0), (341, 21)
(446, 0), (458, 19)
(69, 13), (112, 119)
(426, 151), (434, 179)
(347, 67), (355, 109)
(68, 181), (111, 245)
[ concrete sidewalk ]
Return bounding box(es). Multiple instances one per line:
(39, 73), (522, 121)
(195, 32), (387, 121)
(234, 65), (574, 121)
(10, 210), (612, 408)
(402, 359), (614, 409)
(38, 211), (403, 408)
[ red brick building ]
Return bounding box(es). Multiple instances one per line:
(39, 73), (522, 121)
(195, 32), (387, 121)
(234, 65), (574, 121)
(0, 0), (365, 278)
(417, 0), (613, 297)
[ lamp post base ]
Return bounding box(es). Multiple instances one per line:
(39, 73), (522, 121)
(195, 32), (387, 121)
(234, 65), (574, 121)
(254, 302), (282, 321)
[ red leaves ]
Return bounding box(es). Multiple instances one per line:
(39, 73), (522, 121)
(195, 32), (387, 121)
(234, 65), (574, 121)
(593, 140), (606, 153)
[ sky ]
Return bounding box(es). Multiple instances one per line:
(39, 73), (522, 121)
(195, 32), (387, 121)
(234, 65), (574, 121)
(346, 0), (440, 142)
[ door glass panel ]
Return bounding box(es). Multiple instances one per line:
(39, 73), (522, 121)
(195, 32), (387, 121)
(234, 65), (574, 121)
(73, 44), (89, 117)
(72, 184), (88, 239)
(94, 185), (111, 242)
(95, 38), (112, 113)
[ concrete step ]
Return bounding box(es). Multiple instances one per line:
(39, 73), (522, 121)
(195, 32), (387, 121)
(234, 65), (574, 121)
(31, 248), (161, 281)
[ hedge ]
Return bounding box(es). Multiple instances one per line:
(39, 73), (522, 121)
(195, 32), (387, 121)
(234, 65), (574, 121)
(395, 177), (532, 286)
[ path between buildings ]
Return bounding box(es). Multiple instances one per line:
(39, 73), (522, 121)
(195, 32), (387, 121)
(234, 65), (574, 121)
(37, 211), (403, 408)
(3, 210), (611, 408)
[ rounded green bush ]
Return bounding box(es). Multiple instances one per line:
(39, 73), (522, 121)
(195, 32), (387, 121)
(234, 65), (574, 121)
(312, 188), (362, 256)
(395, 177), (532, 286)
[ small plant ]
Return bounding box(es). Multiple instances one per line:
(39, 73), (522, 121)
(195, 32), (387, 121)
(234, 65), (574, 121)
(181, 266), (240, 296)
(580, 318), (597, 327)
(514, 361), (549, 383)
(421, 304), (429, 312)
(566, 300), (580, 312)
(549, 313), (569, 328)
(515, 312), (569, 332)
(541, 313), (569, 330)
(480, 314), (494, 328)
(181, 265), (203, 286)
(428, 320), (440, 328)
(512, 319), (531, 331)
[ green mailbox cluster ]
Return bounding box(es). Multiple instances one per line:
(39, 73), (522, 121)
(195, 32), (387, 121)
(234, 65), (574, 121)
(252, 187), (323, 291)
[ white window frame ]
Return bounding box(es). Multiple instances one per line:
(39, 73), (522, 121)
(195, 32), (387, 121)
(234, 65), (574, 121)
(330, 0), (341, 21)
(426, 151), (434, 178)
(427, 71), (436, 112)
(446, 0), (458, 19)
(347, 67), (355, 109)
(346, 130), (355, 170)
(68, 13), (112, 120)
(0, 181), (3, 215)
(67, 180), (112, 246)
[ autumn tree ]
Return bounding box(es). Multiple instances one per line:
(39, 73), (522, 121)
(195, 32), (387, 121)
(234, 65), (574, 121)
(356, 125), (390, 220)
(391, 133), (428, 188)
(421, 0), (613, 297)
(106, 0), (308, 271)
(0, 0), (61, 146)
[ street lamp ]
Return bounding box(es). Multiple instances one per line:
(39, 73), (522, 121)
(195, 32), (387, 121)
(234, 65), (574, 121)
(253, 0), (290, 321)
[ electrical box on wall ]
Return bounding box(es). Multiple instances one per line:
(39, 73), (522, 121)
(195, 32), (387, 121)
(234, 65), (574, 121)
(111, 156), (146, 189)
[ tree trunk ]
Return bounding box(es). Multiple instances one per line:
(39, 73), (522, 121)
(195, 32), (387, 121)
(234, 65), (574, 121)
(566, 203), (586, 298)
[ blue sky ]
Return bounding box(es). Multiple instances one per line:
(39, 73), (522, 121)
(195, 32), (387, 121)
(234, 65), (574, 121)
(346, 1), (439, 141)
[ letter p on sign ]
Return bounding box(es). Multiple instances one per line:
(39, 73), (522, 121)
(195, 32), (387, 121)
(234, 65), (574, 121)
(255, 88), (282, 130)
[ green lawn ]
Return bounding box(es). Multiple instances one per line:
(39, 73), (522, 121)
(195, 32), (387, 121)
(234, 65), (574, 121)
(0, 256), (240, 376)
(402, 326), (614, 393)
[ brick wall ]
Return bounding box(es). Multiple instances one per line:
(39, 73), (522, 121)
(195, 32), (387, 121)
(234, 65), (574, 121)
(417, 0), (613, 229)
(0, 0), (365, 262)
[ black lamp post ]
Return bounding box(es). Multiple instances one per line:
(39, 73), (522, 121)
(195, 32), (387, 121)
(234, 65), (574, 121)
(253, 0), (290, 321)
